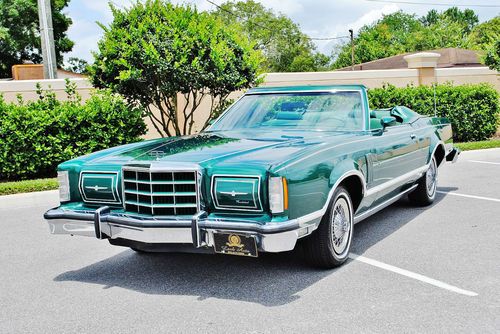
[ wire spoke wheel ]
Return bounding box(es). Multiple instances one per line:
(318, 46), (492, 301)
(303, 186), (354, 268)
(409, 155), (438, 206)
(331, 196), (352, 255)
(426, 158), (437, 197)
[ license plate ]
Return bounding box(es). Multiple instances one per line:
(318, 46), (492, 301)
(213, 232), (258, 257)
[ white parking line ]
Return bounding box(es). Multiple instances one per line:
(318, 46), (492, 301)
(436, 191), (500, 203)
(468, 160), (500, 166)
(349, 253), (478, 297)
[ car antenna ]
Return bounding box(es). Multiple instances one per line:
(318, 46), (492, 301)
(433, 83), (437, 117)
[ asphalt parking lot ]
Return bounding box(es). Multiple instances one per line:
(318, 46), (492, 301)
(1, 148), (499, 333)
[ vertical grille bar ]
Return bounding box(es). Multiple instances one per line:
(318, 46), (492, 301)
(149, 170), (154, 216)
(172, 172), (176, 216)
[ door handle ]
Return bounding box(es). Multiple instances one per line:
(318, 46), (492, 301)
(410, 134), (416, 139)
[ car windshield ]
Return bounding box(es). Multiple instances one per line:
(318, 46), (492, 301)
(209, 91), (364, 132)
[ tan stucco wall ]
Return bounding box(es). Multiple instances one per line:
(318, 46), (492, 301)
(435, 67), (499, 90)
(0, 78), (93, 103)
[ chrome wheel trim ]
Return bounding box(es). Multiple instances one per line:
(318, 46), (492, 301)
(331, 196), (352, 256)
(426, 158), (437, 197)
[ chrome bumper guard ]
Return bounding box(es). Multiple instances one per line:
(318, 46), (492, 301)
(44, 208), (321, 253)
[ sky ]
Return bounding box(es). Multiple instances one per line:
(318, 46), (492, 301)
(64, 0), (500, 63)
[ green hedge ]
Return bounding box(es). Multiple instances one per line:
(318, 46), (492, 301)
(0, 82), (146, 180)
(368, 83), (500, 142)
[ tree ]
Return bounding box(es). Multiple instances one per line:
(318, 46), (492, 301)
(467, 16), (500, 51)
(0, 0), (73, 78)
(63, 57), (88, 74)
(331, 7), (480, 69)
(89, 0), (262, 137)
(214, 0), (329, 72)
(421, 8), (478, 33)
(411, 19), (469, 51)
(332, 11), (421, 69)
(485, 40), (500, 72)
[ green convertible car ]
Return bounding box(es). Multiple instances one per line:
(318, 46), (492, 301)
(44, 84), (459, 268)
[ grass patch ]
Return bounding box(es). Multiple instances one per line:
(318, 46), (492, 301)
(455, 139), (500, 151)
(0, 178), (58, 196)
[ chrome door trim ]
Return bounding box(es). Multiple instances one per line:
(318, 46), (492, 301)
(365, 165), (427, 197)
(354, 184), (418, 223)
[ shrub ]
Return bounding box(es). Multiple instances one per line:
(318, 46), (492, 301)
(368, 83), (500, 142)
(0, 83), (146, 180)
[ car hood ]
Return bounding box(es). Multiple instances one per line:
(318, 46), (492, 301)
(79, 130), (361, 171)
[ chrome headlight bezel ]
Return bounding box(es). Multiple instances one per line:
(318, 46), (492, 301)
(79, 171), (121, 205)
(57, 170), (70, 202)
(211, 174), (263, 212)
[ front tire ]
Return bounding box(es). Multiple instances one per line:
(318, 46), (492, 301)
(409, 156), (438, 206)
(303, 186), (354, 268)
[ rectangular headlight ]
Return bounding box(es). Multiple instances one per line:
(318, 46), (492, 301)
(269, 176), (288, 214)
(80, 171), (120, 204)
(212, 175), (262, 211)
(57, 171), (70, 202)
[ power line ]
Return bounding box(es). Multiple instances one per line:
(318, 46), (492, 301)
(364, 0), (500, 8)
(206, 0), (350, 41)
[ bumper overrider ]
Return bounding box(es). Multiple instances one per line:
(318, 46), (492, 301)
(43, 207), (321, 253)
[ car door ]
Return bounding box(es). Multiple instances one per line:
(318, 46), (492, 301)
(368, 123), (421, 203)
(410, 119), (432, 168)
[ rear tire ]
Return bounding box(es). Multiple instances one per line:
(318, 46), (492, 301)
(303, 186), (354, 268)
(409, 156), (438, 206)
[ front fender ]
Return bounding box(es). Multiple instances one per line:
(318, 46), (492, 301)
(328, 158), (366, 193)
(283, 156), (367, 220)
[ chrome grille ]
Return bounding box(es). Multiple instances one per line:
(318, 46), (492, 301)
(122, 167), (199, 216)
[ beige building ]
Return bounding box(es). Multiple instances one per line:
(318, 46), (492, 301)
(11, 64), (84, 80)
(337, 48), (484, 71)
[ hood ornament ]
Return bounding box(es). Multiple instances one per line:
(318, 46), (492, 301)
(149, 150), (165, 161)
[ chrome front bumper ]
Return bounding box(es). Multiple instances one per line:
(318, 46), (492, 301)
(43, 208), (321, 253)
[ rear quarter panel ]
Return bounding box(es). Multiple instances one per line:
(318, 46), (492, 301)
(416, 116), (454, 164)
(430, 117), (454, 154)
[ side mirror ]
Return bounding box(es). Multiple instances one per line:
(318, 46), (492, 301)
(381, 116), (397, 129)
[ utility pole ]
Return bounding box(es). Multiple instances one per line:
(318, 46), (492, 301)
(38, 0), (57, 79)
(349, 29), (354, 71)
